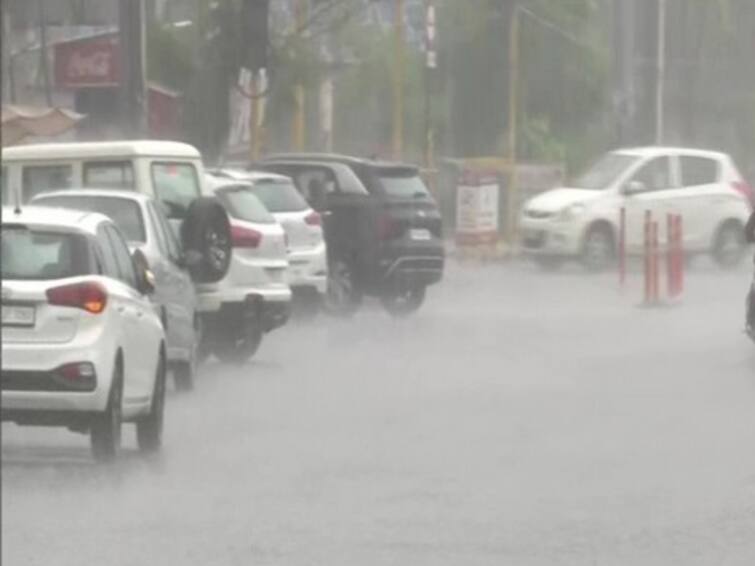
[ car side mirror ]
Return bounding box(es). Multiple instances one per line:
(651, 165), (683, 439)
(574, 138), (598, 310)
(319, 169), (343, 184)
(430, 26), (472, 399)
(624, 180), (646, 195)
(132, 249), (156, 295)
(142, 269), (156, 295)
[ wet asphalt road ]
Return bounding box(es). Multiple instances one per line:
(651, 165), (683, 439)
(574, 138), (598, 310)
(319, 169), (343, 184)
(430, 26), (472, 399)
(3, 260), (755, 565)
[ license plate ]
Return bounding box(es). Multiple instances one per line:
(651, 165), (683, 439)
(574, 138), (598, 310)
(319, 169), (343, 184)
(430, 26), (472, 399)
(2, 305), (35, 327)
(410, 228), (432, 241)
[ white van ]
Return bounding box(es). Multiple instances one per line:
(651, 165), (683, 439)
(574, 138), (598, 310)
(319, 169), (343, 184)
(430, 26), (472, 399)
(1, 141), (231, 283)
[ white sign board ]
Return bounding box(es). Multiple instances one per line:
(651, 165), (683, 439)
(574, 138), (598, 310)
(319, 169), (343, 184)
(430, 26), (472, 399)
(456, 180), (499, 245)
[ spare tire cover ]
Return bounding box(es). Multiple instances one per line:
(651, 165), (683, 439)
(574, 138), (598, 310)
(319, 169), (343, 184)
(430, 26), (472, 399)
(181, 196), (232, 284)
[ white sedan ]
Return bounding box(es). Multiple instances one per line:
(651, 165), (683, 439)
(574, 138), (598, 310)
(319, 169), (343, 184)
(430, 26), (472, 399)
(1, 205), (166, 461)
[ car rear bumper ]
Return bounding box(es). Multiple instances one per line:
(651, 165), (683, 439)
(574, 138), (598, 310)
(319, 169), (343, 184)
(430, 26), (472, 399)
(196, 285), (292, 312)
(1, 340), (114, 416)
(199, 289), (292, 334)
(378, 241), (445, 288)
(288, 246), (328, 294)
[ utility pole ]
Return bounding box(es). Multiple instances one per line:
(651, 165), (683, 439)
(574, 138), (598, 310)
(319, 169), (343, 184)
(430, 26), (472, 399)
(37, 0), (52, 106)
(118, 0), (146, 137)
(655, 0), (666, 144)
(293, 0), (307, 151)
(424, 0), (436, 179)
(506, 1), (520, 245)
(392, 0), (405, 160)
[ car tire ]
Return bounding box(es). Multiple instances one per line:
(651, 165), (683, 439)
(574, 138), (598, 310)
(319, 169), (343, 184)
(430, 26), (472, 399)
(323, 260), (362, 317)
(90, 361), (123, 462)
(380, 286), (426, 317)
(581, 224), (615, 272)
(712, 221), (746, 269)
(211, 321), (263, 364)
(173, 358), (194, 392)
(292, 288), (321, 321)
(137, 349), (166, 453)
(181, 197), (232, 284)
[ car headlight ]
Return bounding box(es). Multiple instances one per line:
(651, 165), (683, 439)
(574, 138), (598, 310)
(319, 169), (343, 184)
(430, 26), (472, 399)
(558, 203), (586, 221)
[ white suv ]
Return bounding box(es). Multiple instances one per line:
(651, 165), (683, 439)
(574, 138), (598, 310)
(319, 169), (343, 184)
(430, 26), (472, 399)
(198, 176), (292, 363)
(520, 147), (753, 270)
(1, 206), (166, 461)
(208, 169), (327, 313)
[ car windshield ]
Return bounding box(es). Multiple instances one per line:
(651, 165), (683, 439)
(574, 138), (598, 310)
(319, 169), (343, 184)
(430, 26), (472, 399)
(250, 179), (309, 213)
(216, 186), (276, 224)
(572, 153), (641, 190)
(1, 227), (90, 280)
(377, 171), (430, 198)
(33, 195), (146, 243)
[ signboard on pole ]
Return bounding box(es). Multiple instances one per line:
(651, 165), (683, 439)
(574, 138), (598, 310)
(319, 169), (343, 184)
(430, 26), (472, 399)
(455, 173), (499, 246)
(54, 34), (120, 89)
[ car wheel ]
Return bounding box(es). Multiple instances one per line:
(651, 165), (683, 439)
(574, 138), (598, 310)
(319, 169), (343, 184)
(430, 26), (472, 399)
(90, 361), (123, 462)
(137, 350), (166, 453)
(380, 286), (426, 317)
(323, 260), (362, 317)
(581, 224), (615, 272)
(211, 321), (263, 364)
(712, 221), (746, 269)
(182, 197), (232, 284)
(291, 288), (321, 321)
(173, 359), (194, 392)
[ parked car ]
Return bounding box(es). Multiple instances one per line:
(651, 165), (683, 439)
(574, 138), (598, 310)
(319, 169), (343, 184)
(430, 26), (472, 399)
(32, 189), (201, 391)
(519, 147), (754, 270)
(207, 168), (327, 315)
(2, 140), (232, 284)
(1, 205), (166, 461)
(198, 175), (292, 363)
(255, 154), (445, 317)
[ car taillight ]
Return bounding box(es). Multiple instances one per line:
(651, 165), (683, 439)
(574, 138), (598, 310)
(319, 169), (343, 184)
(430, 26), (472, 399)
(304, 211), (322, 226)
(377, 214), (401, 240)
(46, 282), (107, 314)
(231, 223), (262, 248)
(733, 181), (755, 206)
(59, 362), (96, 381)
(56, 362), (97, 390)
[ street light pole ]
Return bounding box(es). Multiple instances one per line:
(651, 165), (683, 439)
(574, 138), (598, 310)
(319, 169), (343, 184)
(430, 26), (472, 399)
(393, 0), (405, 160)
(655, 0), (666, 144)
(424, 0), (436, 176)
(506, 1), (520, 245)
(293, 0), (307, 151)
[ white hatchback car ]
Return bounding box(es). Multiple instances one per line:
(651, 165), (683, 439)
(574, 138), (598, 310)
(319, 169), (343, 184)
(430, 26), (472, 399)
(520, 147), (753, 270)
(208, 169), (327, 312)
(32, 189), (200, 391)
(198, 176), (292, 363)
(1, 206), (166, 461)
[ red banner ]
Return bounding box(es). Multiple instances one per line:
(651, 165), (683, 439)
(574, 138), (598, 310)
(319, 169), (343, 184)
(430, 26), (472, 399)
(54, 35), (120, 88)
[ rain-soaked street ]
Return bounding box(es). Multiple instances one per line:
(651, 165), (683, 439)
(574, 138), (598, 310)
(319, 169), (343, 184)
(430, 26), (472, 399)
(3, 261), (755, 566)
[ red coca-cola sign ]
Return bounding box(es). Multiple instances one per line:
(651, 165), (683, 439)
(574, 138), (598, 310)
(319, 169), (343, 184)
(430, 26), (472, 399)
(55, 34), (120, 88)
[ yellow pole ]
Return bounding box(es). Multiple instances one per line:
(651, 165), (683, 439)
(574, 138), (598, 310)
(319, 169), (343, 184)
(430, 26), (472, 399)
(250, 71), (261, 162)
(393, 0), (405, 160)
(506, 3), (519, 245)
(293, 0), (307, 150)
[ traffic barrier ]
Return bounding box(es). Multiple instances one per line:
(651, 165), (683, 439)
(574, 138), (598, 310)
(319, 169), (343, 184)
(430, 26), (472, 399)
(619, 207), (626, 288)
(640, 210), (684, 306)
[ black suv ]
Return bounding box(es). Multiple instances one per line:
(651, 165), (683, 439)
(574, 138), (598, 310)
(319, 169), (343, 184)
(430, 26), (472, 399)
(255, 154), (444, 316)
